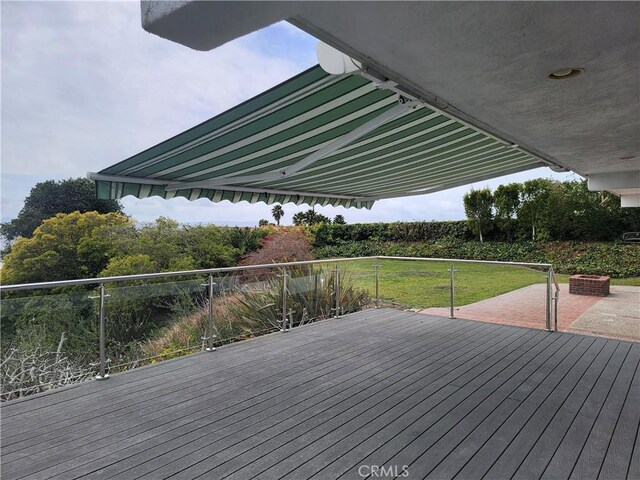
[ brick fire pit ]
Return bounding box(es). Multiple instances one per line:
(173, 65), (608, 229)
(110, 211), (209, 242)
(569, 274), (610, 296)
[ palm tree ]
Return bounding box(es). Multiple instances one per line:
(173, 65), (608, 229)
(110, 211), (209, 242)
(271, 204), (284, 226)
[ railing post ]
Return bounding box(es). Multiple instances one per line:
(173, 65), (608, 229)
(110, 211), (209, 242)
(335, 265), (341, 318)
(375, 257), (380, 309)
(546, 267), (553, 332)
(281, 269), (288, 332)
(554, 278), (559, 332)
(449, 263), (456, 319)
(96, 283), (108, 380)
(206, 274), (217, 351)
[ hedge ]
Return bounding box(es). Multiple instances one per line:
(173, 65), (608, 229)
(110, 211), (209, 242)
(315, 240), (640, 278)
(312, 221), (472, 246)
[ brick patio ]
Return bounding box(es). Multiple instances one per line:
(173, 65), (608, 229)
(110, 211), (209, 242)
(420, 284), (605, 332)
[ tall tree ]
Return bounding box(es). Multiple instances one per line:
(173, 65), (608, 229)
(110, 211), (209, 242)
(493, 183), (521, 241)
(519, 179), (553, 240)
(463, 187), (493, 243)
(333, 214), (346, 225)
(546, 180), (628, 241)
(1, 211), (133, 284)
(271, 204), (284, 226)
(1, 178), (123, 241)
(494, 183), (521, 220)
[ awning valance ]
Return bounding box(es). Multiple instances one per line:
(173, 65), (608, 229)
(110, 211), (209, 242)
(91, 65), (545, 209)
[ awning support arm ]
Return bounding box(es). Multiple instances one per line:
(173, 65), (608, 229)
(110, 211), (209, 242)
(280, 99), (414, 176)
(88, 172), (167, 185)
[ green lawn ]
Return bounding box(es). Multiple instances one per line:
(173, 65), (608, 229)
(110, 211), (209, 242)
(333, 259), (640, 310)
(609, 277), (640, 286)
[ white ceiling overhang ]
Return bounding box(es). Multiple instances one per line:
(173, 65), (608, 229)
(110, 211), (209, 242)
(140, 1), (640, 206)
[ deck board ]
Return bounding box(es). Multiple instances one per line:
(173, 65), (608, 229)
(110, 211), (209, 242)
(1, 308), (637, 480)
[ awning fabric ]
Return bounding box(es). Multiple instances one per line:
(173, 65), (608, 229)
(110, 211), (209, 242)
(92, 65), (545, 209)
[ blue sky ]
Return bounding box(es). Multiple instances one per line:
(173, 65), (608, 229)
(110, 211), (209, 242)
(1, 2), (578, 227)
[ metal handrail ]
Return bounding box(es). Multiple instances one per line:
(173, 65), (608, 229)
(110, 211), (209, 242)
(550, 268), (560, 332)
(0, 256), (375, 292)
(0, 255), (554, 293)
(550, 268), (560, 290)
(376, 256), (552, 268)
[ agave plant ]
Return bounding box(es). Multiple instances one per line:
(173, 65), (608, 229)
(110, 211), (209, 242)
(229, 266), (371, 333)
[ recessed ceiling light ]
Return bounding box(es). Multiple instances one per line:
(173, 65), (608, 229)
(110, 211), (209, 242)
(548, 68), (584, 80)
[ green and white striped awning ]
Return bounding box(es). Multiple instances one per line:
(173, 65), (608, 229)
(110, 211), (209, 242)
(91, 65), (545, 209)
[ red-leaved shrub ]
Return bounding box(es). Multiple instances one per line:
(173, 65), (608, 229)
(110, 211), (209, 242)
(241, 230), (314, 266)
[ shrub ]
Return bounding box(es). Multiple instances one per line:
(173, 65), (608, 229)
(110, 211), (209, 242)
(241, 230), (314, 266)
(311, 221), (472, 247)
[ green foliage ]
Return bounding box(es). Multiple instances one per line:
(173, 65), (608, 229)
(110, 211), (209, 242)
(1, 290), (97, 357)
(461, 178), (636, 242)
(187, 225), (249, 268)
(0, 213), (266, 374)
(226, 226), (266, 253)
(312, 221), (470, 247)
(519, 179), (553, 240)
(1, 211), (133, 284)
(494, 183), (521, 219)
(99, 254), (158, 277)
(386, 221), (470, 242)
(493, 183), (521, 241)
(259, 219), (269, 227)
(545, 182), (631, 241)
(463, 187), (493, 243)
(333, 215), (346, 225)
(2, 211), (266, 287)
(1, 178), (123, 241)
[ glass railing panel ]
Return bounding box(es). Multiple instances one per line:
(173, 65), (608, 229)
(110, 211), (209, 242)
(452, 262), (549, 329)
(1, 287), (98, 400)
(223, 268), (285, 337)
(103, 276), (209, 373)
(375, 258), (451, 310)
(333, 259), (376, 314)
(286, 267), (336, 326)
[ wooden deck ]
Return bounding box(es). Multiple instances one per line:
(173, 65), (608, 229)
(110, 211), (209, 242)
(1, 309), (638, 480)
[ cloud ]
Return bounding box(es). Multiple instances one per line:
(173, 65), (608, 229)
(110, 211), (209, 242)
(1, 2), (310, 178)
(1, 2), (580, 228)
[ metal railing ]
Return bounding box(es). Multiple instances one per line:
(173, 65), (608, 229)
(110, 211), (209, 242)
(0, 256), (558, 395)
(550, 268), (560, 332)
(375, 256), (559, 331)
